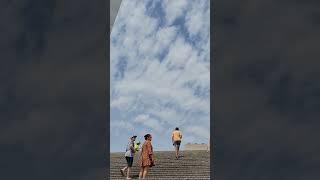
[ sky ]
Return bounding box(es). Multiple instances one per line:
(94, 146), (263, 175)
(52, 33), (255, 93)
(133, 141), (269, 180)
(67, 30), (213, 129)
(110, 0), (210, 152)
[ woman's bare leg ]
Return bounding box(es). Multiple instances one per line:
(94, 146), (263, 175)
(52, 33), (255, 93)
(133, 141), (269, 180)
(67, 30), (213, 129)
(126, 167), (131, 178)
(142, 166), (149, 178)
(139, 167), (144, 179)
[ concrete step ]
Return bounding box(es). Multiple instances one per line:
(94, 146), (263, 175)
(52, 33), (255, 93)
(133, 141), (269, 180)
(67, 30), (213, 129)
(110, 175), (210, 179)
(111, 164), (209, 167)
(110, 151), (210, 179)
(111, 178), (210, 180)
(110, 172), (210, 176)
(110, 177), (210, 180)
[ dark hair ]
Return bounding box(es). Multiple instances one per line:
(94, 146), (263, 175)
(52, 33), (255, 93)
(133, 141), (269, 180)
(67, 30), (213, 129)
(175, 127), (179, 130)
(144, 134), (151, 140)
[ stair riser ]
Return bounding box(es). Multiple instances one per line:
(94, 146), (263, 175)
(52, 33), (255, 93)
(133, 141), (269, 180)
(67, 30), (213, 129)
(111, 179), (210, 180)
(110, 151), (210, 179)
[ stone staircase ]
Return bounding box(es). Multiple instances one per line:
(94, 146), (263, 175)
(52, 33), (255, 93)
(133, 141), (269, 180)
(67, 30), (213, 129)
(110, 150), (210, 180)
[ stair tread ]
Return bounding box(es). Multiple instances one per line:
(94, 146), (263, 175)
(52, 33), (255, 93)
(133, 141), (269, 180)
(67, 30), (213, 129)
(110, 151), (211, 179)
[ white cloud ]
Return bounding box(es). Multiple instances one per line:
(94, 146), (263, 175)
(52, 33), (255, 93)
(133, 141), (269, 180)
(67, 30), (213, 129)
(156, 26), (177, 48)
(185, 126), (210, 139)
(133, 114), (164, 132)
(162, 0), (189, 25)
(110, 119), (135, 137)
(111, 0), (210, 151)
(150, 26), (178, 57)
(185, 0), (210, 37)
(164, 36), (194, 69)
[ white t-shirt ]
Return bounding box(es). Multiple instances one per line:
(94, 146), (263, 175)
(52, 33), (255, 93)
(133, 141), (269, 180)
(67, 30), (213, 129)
(125, 140), (134, 157)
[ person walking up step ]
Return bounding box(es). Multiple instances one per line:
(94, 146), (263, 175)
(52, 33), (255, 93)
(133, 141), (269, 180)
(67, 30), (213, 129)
(172, 127), (182, 159)
(120, 135), (137, 180)
(139, 134), (154, 180)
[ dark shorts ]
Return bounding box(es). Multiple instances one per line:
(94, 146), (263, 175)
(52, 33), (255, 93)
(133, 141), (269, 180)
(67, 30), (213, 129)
(174, 140), (181, 147)
(125, 157), (133, 167)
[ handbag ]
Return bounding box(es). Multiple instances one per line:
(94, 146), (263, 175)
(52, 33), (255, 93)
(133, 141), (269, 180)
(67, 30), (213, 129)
(150, 159), (155, 167)
(149, 155), (155, 167)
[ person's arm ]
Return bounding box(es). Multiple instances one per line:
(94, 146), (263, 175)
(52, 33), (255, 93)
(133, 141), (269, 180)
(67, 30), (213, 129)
(172, 132), (174, 143)
(147, 142), (154, 164)
(130, 143), (135, 152)
(146, 142), (152, 155)
(146, 142), (152, 158)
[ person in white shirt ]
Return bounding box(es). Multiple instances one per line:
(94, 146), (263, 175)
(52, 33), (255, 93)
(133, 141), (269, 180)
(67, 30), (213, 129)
(120, 135), (137, 180)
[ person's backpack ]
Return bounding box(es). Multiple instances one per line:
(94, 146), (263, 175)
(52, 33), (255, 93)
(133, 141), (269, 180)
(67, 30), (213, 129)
(134, 142), (141, 151)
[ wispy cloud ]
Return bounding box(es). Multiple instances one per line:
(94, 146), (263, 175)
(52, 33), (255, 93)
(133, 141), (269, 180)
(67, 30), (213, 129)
(162, 0), (189, 25)
(133, 114), (164, 133)
(185, 126), (210, 139)
(111, 0), (210, 152)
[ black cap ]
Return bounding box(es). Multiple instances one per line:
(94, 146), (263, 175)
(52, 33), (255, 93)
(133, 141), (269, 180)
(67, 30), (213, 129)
(132, 135), (137, 138)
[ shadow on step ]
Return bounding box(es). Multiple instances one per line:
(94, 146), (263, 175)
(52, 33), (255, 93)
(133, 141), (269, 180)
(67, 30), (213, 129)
(131, 175), (139, 179)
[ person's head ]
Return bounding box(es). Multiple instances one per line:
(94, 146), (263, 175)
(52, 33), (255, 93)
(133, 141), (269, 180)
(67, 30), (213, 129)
(136, 141), (141, 145)
(144, 134), (152, 141)
(175, 127), (179, 131)
(131, 135), (137, 141)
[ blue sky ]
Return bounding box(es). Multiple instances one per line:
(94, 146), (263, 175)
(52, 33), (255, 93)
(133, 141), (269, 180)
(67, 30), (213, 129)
(110, 0), (210, 152)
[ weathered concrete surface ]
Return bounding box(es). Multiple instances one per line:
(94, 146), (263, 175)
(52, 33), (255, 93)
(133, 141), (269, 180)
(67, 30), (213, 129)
(184, 143), (210, 151)
(110, 0), (122, 31)
(110, 150), (210, 179)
